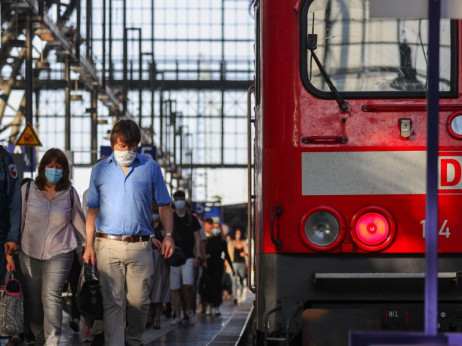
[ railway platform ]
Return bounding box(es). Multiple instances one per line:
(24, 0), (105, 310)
(0, 291), (254, 346)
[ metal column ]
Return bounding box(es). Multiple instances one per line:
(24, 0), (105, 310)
(64, 54), (71, 151)
(91, 85), (98, 164)
(25, 13), (33, 126)
(424, 0), (441, 336)
(25, 12), (33, 172)
(123, 0), (128, 115)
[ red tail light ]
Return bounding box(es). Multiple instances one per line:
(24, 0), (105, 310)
(351, 207), (396, 251)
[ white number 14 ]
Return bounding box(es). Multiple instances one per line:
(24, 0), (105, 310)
(420, 220), (450, 238)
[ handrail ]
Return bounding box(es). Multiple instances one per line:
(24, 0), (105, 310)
(362, 103), (462, 112)
(270, 204), (283, 250)
(301, 135), (348, 144)
(264, 304), (282, 346)
(285, 302), (305, 346)
(247, 84), (256, 293)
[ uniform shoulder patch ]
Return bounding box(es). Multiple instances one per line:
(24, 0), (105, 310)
(8, 163), (18, 178)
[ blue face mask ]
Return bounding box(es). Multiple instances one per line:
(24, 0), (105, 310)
(45, 168), (63, 184)
(212, 228), (221, 236)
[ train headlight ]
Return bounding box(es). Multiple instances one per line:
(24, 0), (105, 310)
(299, 207), (345, 251)
(350, 206), (396, 252)
(447, 112), (462, 139)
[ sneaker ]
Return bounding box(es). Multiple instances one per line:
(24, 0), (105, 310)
(185, 310), (197, 325)
(91, 333), (105, 346)
(24, 333), (35, 345)
(69, 319), (79, 333)
(205, 305), (212, 315)
(170, 316), (182, 326)
(9, 335), (22, 346)
(80, 328), (92, 343)
(214, 306), (221, 316)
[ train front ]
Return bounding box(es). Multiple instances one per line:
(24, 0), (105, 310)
(252, 0), (462, 344)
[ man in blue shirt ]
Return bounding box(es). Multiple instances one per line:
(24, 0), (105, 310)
(83, 119), (174, 346)
(0, 146), (21, 282)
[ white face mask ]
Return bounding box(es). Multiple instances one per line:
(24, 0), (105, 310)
(174, 200), (186, 210)
(114, 150), (136, 167)
(152, 214), (160, 222)
(235, 234), (241, 240)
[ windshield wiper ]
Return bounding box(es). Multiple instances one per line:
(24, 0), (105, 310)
(307, 33), (349, 113)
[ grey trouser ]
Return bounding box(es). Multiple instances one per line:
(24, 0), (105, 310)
(232, 262), (246, 297)
(95, 237), (154, 346)
(19, 251), (73, 346)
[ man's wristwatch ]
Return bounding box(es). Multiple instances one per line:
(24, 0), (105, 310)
(165, 232), (173, 237)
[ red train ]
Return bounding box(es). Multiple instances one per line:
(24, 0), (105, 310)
(248, 0), (462, 344)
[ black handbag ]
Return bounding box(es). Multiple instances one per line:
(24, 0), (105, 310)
(77, 263), (104, 320)
(165, 246), (187, 267)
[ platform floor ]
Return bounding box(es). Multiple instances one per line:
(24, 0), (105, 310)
(0, 291), (254, 346)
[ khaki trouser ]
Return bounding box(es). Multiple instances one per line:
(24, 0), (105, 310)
(95, 237), (154, 346)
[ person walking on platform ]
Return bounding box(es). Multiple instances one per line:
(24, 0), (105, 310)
(147, 203), (170, 330)
(203, 218), (213, 238)
(83, 119), (174, 346)
(19, 148), (87, 345)
(170, 190), (202, 326)
(205, 222), (234, 316)
(0, 145), (21, 282)
(228, 228), (248, 305)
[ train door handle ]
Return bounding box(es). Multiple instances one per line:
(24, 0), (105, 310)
(270, 204), (283, 250)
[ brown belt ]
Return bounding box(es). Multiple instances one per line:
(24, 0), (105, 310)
(95, 232), (150, 243)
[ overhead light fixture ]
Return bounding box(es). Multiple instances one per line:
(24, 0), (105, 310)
(35, 51), (51, 71)
(35, 25), (54, 41)
(70, 80), (83, 101)
(70, 94), (83, 101)
(10, 3), (30, 9)
(71, 65), (84, 73)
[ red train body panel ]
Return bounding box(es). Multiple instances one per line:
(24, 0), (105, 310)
(250, 0), (462, 344)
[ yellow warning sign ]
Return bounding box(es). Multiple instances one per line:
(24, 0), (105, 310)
(15, 122), (42, 147)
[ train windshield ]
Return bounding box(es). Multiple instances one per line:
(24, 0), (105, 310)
(301, 0), (456, 96)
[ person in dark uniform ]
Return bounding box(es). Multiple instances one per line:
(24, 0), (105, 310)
(0, 146), (21, 282)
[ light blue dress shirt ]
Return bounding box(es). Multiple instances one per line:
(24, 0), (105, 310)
(86, 153), (172, 236)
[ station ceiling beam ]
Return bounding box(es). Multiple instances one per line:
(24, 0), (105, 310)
(5, 79), (253, 91)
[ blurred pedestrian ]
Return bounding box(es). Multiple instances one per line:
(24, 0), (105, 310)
(205, 222), (234, 316)
(203, 218), (213, 238)
(170, 190), (201, 326)
(147, 203), (170, 330)
(19, 148), (86, 345)
(228, 228), (248, 305)
(83, 119), (174, 346)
